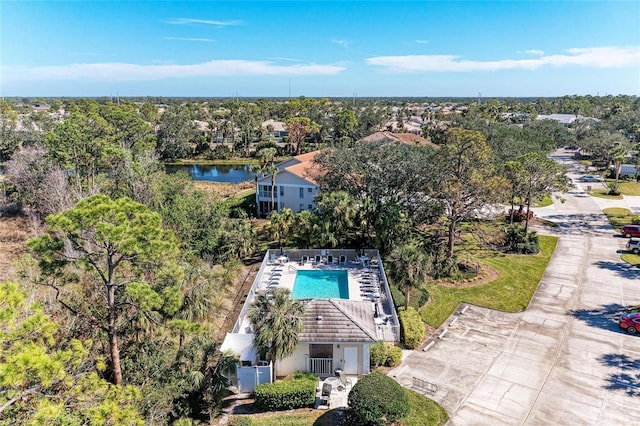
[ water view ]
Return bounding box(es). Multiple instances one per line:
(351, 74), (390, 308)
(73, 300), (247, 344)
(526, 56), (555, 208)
(165, 164), (254, 183)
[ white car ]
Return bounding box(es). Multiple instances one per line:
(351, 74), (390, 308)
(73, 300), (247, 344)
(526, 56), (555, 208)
(627, 239), (640, 254)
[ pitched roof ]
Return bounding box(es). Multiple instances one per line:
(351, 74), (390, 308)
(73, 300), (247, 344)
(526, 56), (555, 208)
(277, 150), (324, 185)
(262, 119), (287, 132)
(299, 299), (377, 343)
(361, 131), (440, 149)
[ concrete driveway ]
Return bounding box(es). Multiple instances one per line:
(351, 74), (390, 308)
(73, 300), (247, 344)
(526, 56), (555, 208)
(390, 150), (640, 425)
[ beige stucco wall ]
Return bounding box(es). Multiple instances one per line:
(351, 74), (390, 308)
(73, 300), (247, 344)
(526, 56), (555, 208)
(277, 342), (371, 378)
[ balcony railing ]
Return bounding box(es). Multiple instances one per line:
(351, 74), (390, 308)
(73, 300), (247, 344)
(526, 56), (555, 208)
(309, 358), (333, 377)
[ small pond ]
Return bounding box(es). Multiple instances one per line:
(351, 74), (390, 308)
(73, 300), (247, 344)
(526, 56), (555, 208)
(165, 164), (254, 183)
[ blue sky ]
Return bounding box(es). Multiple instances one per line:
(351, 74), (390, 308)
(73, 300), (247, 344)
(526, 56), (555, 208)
(1, 1), (639, 97)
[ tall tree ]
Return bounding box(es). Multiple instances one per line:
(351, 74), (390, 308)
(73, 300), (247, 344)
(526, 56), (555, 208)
(268, 208), (295, 249)
(332, 109), (358, 144)
(517, 152), (569, 233)
(607, 137), (632, 195)
(285, 117), (320, 155)
(386, 243), (429, 306)
(314, 191), (358, 248)
(156, 105), (197, 160)
(0, 102), (21, 161)
(28, 195), (182, 385)
(432, 129), (506, 258)
(247, 288), (304, 380)
(45, 111), (113, 192)
(0, 282), (143, 424)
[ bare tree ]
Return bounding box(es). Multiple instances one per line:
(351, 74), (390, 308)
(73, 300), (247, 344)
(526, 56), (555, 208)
(5, 145), (75, 218)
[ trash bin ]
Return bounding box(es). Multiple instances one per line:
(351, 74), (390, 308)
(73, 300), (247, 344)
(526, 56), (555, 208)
(587, 185), (592, 191)
(334, 368), (343, 377)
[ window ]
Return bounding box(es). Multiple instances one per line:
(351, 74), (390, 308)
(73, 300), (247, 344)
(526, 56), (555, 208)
(280, 186), (284, 196)
(260, 185), (271, 197)
(308, 187), (313, 193)
(299, 187), (304, 198)
(310, 344), (333, 358)
(308, 204), (313, 210)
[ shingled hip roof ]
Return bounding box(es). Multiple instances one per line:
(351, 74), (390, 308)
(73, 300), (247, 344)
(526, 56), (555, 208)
(299, 299), (378, 343)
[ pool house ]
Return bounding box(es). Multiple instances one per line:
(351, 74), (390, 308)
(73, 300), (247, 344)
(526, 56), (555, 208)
(221, 248), (400, 392)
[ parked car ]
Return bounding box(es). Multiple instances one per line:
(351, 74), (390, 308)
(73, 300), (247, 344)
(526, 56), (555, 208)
(622, 225), (640, 238)
(580, 175), (603, 182)
(627, 240), (640, 254)
(619, 312), (640, 334)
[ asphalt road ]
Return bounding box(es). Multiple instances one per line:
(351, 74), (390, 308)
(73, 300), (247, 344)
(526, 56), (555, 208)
(390, 149), (640, 425)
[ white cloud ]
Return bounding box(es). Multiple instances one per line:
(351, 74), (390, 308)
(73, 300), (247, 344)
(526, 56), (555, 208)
(524, 49), (544, 56)
(415, 40), (429, 44)
(268, 57), (303, 62)
(4, 60), (345, 81)
(332, 39), (349, 48)
(164, 37), (214, 42)
(367, 46), (640, 72)
(166, 18), (242, 26)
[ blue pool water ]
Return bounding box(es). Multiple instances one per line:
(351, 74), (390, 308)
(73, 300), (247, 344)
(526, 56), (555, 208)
(292, 270), (349, 299)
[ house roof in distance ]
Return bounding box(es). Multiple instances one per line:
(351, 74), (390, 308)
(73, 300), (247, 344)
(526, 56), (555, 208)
(361, 131), (440, 149)
(299, 299), (378, 343)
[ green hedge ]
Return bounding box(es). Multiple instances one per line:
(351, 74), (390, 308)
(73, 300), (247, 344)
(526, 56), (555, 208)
(348, 371), (409, 426)
(370, 341), (403, 368)
(253, 379), (316, 411)
(398, 306), (424, 349)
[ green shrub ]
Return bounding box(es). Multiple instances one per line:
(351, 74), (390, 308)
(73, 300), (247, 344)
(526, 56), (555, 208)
(253, 379), (316, 411)
(504, 224), (540, 254)
(254, 141), (278, 154)
(632, 216), (640, 225)
(398, 307), (424, 349)
(387, 345), (403, 367)
(390, 285), (405, 308)
(348, 371), (409, 426)
(370, 341), (403, 368)
(205, 144), (232, 160)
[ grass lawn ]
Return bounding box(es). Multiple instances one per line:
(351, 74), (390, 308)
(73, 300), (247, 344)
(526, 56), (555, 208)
(230, 410), (328, 426)
(615, 180), (640, 196)
(420, 235), (558, 328)
(227, 388), (449, 426)
(533, 195), (553, 207)
(603, 207), (639, 230)
(589, 189), (623, 200)
(621, 253), (640, 267)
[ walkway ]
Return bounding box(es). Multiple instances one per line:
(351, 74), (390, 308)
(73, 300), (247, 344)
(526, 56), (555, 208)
(390, 149), (640, 425)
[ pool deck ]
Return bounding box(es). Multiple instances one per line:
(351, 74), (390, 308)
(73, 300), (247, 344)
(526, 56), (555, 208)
(257, 260), (380, 302)
(238, 259), (384, 334)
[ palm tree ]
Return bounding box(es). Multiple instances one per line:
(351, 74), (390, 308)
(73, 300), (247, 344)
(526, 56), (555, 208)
(248, 288), (305, 380)
(252, 147), (278, 217)
(267, 163), (278, 212)
(315, 191), (358, 247)
(249, 163), (263, 217)
(386, 242), (429, 307)
(292, 210), (316, 248)
(268, 208), (295, 249)
(608, 138), (630, 194)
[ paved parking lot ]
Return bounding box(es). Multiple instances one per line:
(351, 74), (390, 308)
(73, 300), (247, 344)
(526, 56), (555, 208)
(390, 151), (640, 425)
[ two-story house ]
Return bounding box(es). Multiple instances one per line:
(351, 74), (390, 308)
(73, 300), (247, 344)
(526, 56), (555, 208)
(256, 150), (322, 217)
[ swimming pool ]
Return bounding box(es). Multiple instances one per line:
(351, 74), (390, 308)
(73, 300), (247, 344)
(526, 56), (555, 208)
(291, 270), (349, 299)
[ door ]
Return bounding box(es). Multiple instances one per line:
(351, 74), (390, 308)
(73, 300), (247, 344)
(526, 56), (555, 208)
(344, 347), (358, 375)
